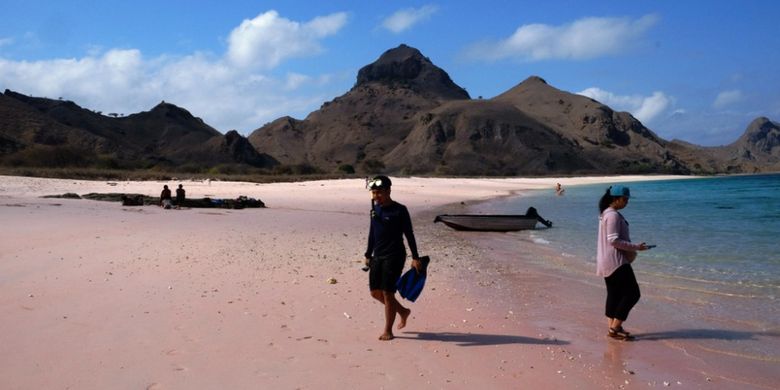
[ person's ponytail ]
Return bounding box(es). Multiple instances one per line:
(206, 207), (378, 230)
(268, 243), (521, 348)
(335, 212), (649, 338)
(598, 187), (614, 214)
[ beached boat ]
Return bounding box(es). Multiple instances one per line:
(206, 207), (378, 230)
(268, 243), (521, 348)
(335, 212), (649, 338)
(434, 207), (552, 232)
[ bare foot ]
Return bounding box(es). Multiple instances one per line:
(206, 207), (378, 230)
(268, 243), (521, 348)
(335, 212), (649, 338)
(397, 307), (411, 330)
(379, 332), (394, 340)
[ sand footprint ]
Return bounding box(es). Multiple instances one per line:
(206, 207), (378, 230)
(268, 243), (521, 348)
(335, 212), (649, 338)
(171, 363), (188, 372)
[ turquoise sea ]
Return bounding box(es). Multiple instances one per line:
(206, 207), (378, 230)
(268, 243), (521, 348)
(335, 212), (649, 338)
(472, 173), (780, 366)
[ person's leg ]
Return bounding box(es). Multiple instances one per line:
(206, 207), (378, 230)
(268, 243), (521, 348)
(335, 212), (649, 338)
(378, 291), (410, 340)
(613, 265), (641, 326)
(370, 289), (384, 303)
(604, 274), (620, 330)
(375, 256), (410, 340)
(605, 266), (634, 339)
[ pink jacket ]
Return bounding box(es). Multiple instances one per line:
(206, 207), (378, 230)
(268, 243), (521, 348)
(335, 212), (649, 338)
(597, 207), (641, 277)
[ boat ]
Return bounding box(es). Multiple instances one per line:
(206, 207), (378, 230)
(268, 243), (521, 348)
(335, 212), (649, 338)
(434, 207), (552, 232)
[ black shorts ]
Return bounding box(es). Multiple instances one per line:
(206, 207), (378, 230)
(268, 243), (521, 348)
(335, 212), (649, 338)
(368, 254), (405, 292)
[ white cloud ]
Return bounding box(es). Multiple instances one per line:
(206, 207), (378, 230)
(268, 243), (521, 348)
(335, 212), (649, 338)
(0, 11), (347, 133)
(0, 49), (146, 108)
(0, 37), (13, 47)
(578, 87), (671, 123)
(227, 10), (347, 69)
(466, 14), (658, 61)
(284, 72), (310, 91)
(713, 89), (743, 109)
(382, 5), (438, 34)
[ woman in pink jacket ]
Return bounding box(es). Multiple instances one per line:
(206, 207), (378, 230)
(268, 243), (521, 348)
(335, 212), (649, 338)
(597, 185), (649, 340)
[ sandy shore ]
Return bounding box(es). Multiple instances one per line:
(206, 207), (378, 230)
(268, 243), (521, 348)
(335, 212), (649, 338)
(5, 174), (766, 389)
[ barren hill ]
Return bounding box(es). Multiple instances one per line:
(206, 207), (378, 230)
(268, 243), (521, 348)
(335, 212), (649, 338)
(247, 44), (470, 173)
(667, 117), (780, 173)
(250, 47), (693, 175)
(2, 44), (778, 175)
(0, 90), (275, 170)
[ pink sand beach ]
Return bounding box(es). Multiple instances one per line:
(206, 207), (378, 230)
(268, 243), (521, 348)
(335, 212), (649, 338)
(1, 174), (774, 389)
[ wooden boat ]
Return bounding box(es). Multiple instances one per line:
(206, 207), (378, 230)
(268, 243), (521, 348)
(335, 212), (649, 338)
(434, 207), (552, 232)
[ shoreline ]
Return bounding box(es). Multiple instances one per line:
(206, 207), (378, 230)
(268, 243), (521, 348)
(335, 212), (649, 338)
(452, 178), (779, 389)
(6, 174), (774, 389)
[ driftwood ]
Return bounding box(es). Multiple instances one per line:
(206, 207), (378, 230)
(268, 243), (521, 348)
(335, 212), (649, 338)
(43, 193), (265, 209)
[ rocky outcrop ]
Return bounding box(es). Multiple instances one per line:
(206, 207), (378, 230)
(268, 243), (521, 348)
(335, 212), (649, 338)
(732, 117), (780, 157)
(355, 44), (470, 101)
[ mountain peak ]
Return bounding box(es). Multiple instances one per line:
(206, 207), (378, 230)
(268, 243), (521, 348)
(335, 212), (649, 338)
(521, 76), (548, 85)
(150, 100), (187, 113)
(748, 116), (772, 129)
(354, 44), (469, 100)
(737, 116), (780, 154)
(492, 75), (556, 101)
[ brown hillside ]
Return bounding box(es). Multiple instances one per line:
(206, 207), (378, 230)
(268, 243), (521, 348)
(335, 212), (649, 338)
(248, 44), (470, 172)
(0, 90), (271, 169)
(3, 45), (778, 175)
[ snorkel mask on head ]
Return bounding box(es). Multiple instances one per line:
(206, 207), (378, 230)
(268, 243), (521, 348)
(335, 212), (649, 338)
(367, 175), (391, 191)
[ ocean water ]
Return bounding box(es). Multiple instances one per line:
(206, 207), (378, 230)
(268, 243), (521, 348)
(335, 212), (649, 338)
(471, 174), (780, 365)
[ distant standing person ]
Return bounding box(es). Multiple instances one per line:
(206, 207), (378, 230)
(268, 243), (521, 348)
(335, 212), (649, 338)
(597, 185), (649, 340)
(364, 175), (423, 341)
(160, 185), (173, 209)
(175, 184), (186, 209)
(555, 183), (565, 196)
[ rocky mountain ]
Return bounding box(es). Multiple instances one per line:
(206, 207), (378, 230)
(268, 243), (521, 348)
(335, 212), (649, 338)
(0, 90), (276, 170)
(249, 45), (692, 175)
(247, 44), (471, 172)
(2, 44), (778, 175)
(249, 45), (779, 175)
(667, 117), (780, 173)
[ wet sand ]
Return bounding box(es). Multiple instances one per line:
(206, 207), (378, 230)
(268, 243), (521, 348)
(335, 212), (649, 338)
(3, 174), (772, 389)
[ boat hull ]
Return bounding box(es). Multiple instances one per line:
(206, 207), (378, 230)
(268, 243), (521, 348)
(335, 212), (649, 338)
(434, 214), (540, 231)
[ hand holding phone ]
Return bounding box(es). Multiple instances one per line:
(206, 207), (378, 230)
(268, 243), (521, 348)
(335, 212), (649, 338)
(646, 244), (657, 249)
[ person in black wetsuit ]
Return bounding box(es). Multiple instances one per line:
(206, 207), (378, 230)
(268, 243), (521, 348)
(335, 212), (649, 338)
(175, 184), (186, 209)
(364, 175), (422, 340)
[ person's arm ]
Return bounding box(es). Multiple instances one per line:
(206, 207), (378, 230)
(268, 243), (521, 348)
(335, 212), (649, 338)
(605, 213), (642, 251)
(401, 206), (420, 260)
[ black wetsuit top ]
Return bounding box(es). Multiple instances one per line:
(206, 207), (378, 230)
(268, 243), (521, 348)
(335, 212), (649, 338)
(365, 201), (419, 260)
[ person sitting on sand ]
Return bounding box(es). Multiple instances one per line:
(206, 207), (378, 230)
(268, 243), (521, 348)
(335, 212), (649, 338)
(597, 185), (649, 340)
(175, 184), (185, 209)
(160, 185), (173, 209)
(364, 175), (423, 341)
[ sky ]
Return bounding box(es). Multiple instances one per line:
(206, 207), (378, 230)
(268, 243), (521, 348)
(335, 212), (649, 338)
(1, 1), (778, 146)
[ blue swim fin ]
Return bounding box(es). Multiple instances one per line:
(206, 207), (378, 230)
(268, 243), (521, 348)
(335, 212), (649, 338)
(396, 256), (430, 302)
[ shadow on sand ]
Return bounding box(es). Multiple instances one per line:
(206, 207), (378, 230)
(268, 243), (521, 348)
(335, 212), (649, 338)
(395, 331), (569, 347)
(637, 328), (780, 342)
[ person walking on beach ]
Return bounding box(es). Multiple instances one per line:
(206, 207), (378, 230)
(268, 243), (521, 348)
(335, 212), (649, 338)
(364, 175), (423, 341)
(597, 185), (649, 340)
(175, 184), (186, 209)
(160, 185), (173, 209)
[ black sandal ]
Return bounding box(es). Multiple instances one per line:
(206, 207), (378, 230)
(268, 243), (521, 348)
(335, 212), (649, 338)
(613, 326), (631, 336)
(608, 327), (635, 340)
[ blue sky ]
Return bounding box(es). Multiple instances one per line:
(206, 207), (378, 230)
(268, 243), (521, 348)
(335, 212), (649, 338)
(1, 1), (778, 146)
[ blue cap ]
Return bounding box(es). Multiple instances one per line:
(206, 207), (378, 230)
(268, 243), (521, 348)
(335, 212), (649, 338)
(609, 185), (631, 198)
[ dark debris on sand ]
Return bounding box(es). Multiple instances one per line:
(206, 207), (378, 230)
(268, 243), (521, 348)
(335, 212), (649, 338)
(42, 192), (265, 209)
